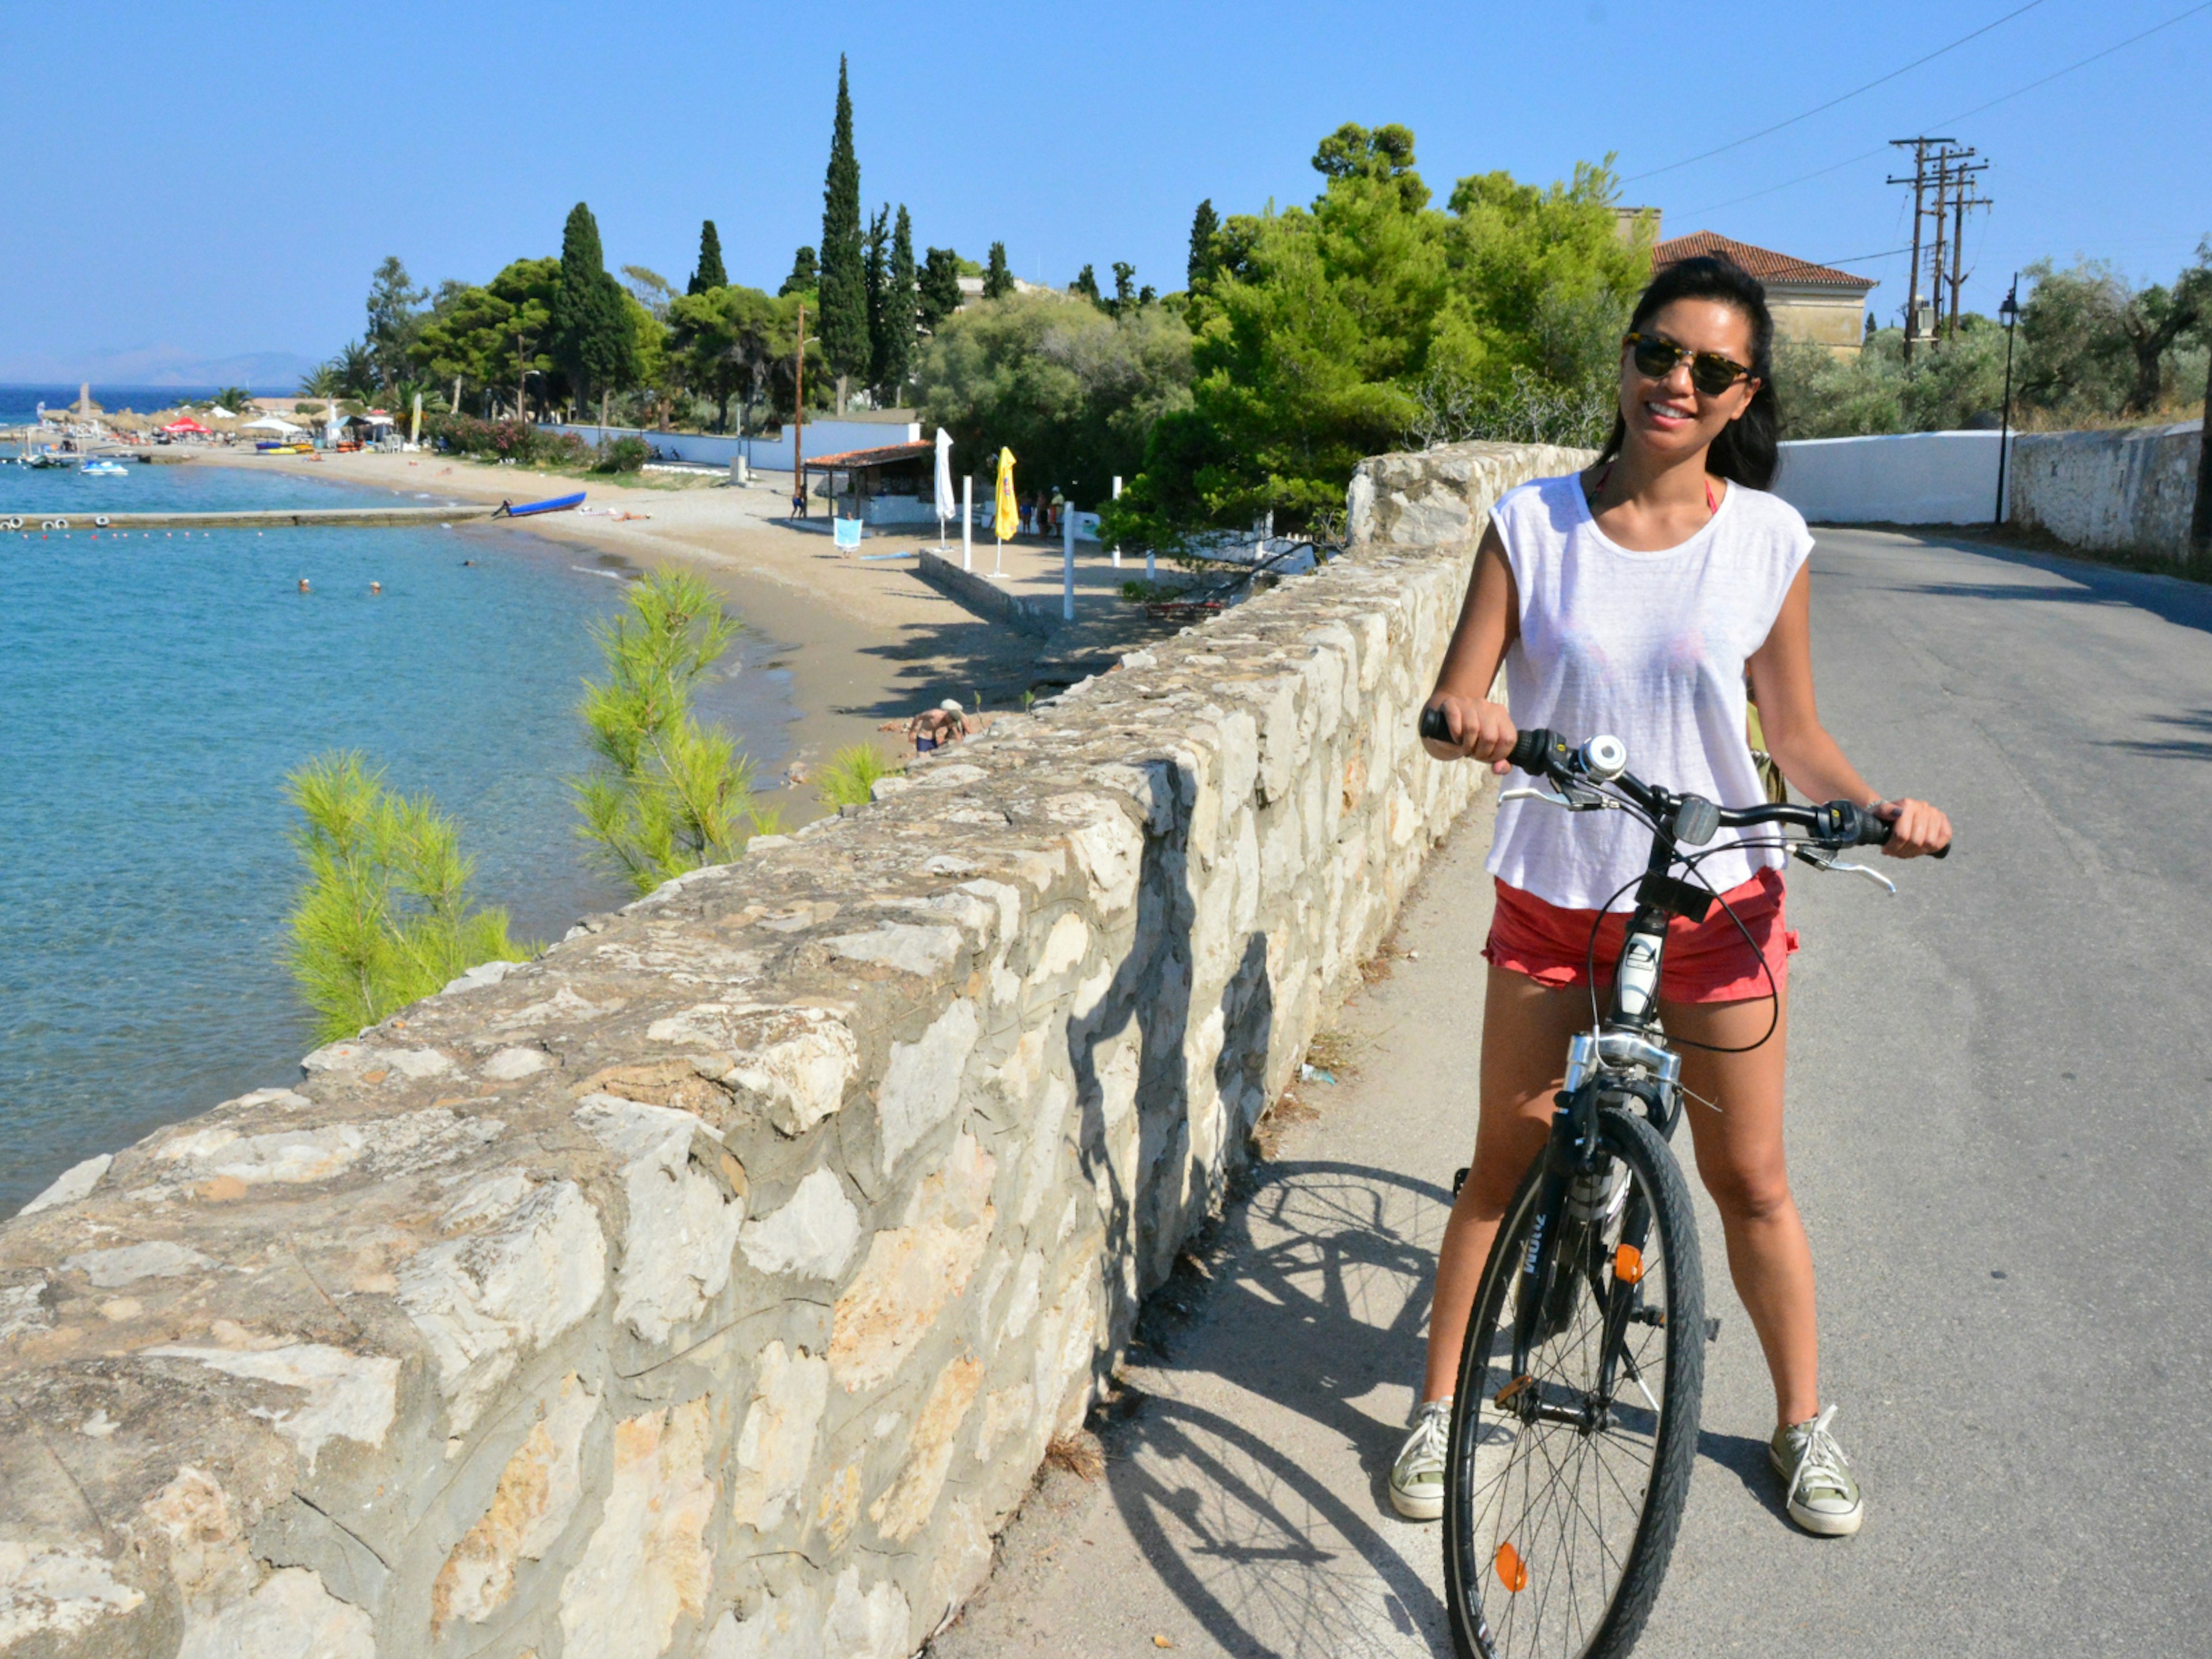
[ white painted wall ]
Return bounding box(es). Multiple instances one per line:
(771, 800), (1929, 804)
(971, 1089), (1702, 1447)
(537, 419), (921, 474)
(1771, 431), (2007, 525)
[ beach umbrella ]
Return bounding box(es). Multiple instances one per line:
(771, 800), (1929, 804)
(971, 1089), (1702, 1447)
(933, 427), (955, 548)
(207, 404), (236, 419)
(161, 416), (210, 434)
(994, 448), (1018, 543)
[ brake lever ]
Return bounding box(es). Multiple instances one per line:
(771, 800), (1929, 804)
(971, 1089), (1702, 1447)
(1793, 844), (1896, 895)
(1502, 782), (1615, 812)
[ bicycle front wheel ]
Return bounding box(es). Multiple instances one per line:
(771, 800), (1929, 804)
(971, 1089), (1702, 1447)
(1442, 1104), (1706, 1659)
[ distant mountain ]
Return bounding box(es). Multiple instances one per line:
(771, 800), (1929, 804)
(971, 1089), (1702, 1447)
(0, 343), (318, 392)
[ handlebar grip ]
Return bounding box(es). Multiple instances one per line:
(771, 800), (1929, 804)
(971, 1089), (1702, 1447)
(1418, 705), (1452, 744)
(1508, 728), (1557, 775)
(1854, 805), (1952, 858)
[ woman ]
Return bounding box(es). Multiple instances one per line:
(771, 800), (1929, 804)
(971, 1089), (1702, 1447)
(1394, 255), (1951, 1538)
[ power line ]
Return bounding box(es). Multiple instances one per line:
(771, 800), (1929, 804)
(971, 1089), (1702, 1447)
(1813, 245), (1915, 266)
(1622, 0), (2046, 183)
(1680, 0), (2212, 218)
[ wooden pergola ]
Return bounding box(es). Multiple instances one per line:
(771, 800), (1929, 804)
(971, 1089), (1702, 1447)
(799, 440), (934, 509)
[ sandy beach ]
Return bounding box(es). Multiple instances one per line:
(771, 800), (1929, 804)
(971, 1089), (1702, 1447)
(191, 446), (1054, 827)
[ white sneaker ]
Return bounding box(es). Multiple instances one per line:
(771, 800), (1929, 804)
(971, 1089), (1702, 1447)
(1389, 1397), (1452, 1520)
(1770, 1404), (1865, 1536)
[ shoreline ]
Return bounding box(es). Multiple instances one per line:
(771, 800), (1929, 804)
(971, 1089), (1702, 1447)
(188, 448), (1048, 827)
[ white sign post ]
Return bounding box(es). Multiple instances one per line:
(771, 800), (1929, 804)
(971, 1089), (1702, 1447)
(962, 476), (974, 571)
(1062, 510), (1075, 623)
(1111, 475), (1122, 569)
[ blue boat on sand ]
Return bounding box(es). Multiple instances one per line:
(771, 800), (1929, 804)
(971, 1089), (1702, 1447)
(493, 491), (585, 519)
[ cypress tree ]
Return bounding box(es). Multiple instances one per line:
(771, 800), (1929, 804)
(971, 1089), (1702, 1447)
(1188, 199), (1221, 290)
(918, 247), (963, 332)
(688, 220), (727, 295)
(1071, 264), (1101, 305)
(552, 201), (634, 406)
(863, 204), (889, 399)
(982, 241), (1013, 300)
(816, 54), (869, 410)
(780, 246), (818, 296)
(875, 205), (916, 397)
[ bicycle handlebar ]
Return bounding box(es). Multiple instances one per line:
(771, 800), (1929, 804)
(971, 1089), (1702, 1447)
(1418, 707), (1950, 857)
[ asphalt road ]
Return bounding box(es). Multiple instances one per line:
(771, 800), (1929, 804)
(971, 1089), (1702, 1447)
(930, 527), (2212, 1659)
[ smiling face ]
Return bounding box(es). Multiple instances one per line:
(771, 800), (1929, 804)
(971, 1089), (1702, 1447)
(1618, 297), (1762, 462)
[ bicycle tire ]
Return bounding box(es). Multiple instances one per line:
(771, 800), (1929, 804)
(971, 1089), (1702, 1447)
(1442, 1104), (1706, 1659)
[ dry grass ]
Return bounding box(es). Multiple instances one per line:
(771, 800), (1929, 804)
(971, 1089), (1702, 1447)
(1043, 1431), (1106, 1482)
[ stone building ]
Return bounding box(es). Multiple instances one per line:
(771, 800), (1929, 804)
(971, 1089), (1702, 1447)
(1654, 230), (1878, 356)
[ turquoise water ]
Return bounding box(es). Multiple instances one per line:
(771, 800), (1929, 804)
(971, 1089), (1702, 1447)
(0, 464), (793, 1213)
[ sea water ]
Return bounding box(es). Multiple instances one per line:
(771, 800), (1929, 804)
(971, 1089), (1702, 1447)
(0, 462), (793, 1212)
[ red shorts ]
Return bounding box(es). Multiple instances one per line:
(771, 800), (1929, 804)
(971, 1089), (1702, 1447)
(1484, 866), (1798, 1005)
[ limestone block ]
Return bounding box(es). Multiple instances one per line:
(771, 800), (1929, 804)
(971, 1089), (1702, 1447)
(1014, 1075), (1073, 1230)
(1046, 795), (1143, 916)
(974, 1383), (1036, 1465)
(823, 1568), (911, 1659)
(0, 1280), (49, 1343)
(810, 1463), (863, 1552)
(868, 1353), (983, 1540)
(431, 1372), (600, 1632)
(172, 1566), (374, 1659)
(1229, 809), (1261, 937)
(741, 1169), (862, 1280)
(396, 1179), (607, 1433)
(706, 1588), (823, 1659)
(1086, 759), (1176, 835)
(830, 1135), (995, 1392)
(1259, 800), (1302, 904)
(150, 1108), (500, 1191)
(576, 1096), (747, 1345)
(925, 1500), (997, 1634)
(728, 1342), (830, 1535)
(146, 1343), (400, 1473)
(1218, 709), (1260, 806)
(1033, 911), (1090, 979)
(62, 1240), (213, 1288)
(825, 922), (964, 977)
(558, 1398), (714, 1659)
(1252, 679), (1301, 804)
(18, 1153), (111, 1215)
(877, 999), (981, 1175)
(0, 1540), (146, 1647)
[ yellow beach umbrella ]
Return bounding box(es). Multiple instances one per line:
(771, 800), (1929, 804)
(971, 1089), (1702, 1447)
(994, 447), (1018, 542)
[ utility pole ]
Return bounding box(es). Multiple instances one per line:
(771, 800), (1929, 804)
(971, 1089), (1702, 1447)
(1888, 138), (1953, 365)
(1946, 163), (1993, 338)
(793, 298), (806, 517)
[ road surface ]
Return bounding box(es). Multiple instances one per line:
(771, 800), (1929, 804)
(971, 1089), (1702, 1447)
(930, 527), (2212, 1658)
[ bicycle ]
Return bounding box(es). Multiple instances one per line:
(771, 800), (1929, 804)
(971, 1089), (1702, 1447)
(1414, 710), (1946, 1659)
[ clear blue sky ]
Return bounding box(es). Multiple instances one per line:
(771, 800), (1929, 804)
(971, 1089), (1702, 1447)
(5, 0), (2206, 384)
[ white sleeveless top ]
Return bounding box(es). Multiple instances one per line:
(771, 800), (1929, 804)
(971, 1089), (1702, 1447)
(1485, 472), (1813, 911)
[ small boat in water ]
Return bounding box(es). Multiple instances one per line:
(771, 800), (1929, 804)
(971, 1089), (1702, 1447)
(81, 459), (130, 477)
(493, 491), (586, 519)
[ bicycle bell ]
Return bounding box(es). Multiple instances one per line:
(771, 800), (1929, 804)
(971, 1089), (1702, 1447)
(1580, 734), (1628, 781)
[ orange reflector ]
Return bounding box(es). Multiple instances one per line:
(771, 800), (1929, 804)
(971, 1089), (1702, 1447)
(1614, 1244), (1645, 1285)
(1494, 1373), (1532, 1408)
(1496, 1542), (1529, 1593)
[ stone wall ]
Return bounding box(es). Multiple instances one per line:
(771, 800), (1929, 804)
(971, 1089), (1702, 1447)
(0, 442), (1570, 1659)
(2008, 419), (2202, 559)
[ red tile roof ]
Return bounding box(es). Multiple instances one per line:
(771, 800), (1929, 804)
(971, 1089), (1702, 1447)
(799, 440), (933, 471)
(1653, 232), (1876, 291)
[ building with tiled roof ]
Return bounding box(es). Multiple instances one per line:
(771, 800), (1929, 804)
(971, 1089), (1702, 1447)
(1654, 231), (1879, 355)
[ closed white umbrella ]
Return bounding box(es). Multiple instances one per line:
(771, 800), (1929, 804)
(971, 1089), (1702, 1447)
(933, 427), (956, 551)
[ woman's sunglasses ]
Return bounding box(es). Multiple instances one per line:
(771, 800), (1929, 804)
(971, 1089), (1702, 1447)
(1623, 331), (1754, 397)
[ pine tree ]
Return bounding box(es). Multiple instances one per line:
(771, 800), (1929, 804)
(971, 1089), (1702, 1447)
(1071, 264), (1101, 305)
(817, 54), (869, 411)
(982, 241), (1014, 300)
(688, 220), (727, 295)
(877, 204), (916, 398)
(1187, 199), (1221, 290)
(780, 246), (818, 296)
(919, 247), (963, 332)
(551, 202), (635, 405)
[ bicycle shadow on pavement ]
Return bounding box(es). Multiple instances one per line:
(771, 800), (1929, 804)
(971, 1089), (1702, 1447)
(1097, 1158), (1459, 1657)
(1695, 1427), (1794, 1527)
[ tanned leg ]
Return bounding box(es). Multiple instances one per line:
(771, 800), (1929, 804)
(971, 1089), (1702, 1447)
(1665, 984), (1821, 1430)
(1419, 969), (1593, 1403)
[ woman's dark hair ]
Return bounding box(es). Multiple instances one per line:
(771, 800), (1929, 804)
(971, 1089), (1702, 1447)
(1597, 253), (1780, 490)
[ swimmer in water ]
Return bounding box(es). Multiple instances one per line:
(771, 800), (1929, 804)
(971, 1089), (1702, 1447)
(298, 578), (311, 594)
(370, 581), (382, 594)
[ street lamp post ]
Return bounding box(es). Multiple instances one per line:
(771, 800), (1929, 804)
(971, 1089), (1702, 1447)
(1993, 274), (2020, 527)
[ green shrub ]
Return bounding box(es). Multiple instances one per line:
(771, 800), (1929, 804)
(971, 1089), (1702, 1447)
(595, 435), (649, 474)
(284, 752), (533, 1042)
(425, 412), (589, 466)
(573, 570), (774, 893)
(815, 743), (895, 808)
